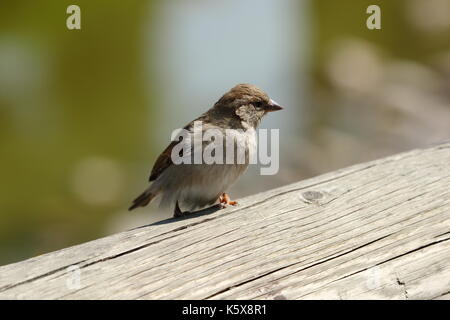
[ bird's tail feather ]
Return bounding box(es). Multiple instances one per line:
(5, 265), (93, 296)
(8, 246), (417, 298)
(128, 189), (156, 211)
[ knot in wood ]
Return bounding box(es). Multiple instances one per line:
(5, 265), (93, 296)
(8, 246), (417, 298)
(302, 190), (323, 202)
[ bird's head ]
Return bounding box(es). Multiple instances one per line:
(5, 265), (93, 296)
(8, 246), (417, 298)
(213, 83), (283, 128)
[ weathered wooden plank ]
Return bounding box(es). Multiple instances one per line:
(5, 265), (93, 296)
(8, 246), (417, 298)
(0, 142), (449, 299)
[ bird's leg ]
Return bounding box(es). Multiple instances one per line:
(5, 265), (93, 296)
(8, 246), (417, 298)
(174, 201), (189, 218)
(219, 193), (238, 208)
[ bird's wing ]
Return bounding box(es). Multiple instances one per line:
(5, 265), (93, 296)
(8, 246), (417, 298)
(149, 112), (223, 181)
(148, 121), (198, 181)
(148, 139), (179, 181)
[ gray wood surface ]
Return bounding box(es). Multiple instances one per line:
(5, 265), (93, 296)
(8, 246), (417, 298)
(1, 142), (449, 299)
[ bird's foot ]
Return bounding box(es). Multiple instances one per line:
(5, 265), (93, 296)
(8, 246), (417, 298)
(173, 210), (191, 218)
(174, 201), (190, 218)
(219, 193), (238, 208)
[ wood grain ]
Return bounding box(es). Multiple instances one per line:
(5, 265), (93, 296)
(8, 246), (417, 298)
(1, 142), (449, 299)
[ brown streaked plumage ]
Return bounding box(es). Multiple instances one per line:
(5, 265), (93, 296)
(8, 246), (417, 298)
(129, 83), (283, 216)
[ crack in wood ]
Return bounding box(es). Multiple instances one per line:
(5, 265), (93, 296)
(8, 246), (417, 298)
(0, 259), (88, 292)
(205, 234), (393, 299)
(318, 236), (450, 288)
(396, 276), (408, 299)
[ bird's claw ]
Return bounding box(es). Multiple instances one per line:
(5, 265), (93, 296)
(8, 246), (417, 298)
(219, 193), (238, 208)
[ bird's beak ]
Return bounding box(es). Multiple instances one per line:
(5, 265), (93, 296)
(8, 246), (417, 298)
(266, 99), (283, 112)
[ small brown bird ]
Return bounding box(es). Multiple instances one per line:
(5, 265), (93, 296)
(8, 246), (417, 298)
(129, 83), (283, 217)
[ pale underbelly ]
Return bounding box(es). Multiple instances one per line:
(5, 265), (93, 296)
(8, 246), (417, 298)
(156, 163), (248, 210)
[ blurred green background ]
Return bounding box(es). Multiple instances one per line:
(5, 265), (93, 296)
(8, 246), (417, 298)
(0, 0), (449, 265)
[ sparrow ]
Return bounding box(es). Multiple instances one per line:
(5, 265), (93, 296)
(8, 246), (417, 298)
(129, 83), (283, 217)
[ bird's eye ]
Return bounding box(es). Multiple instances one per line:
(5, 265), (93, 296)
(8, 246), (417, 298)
(254, 101), (262, 108)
